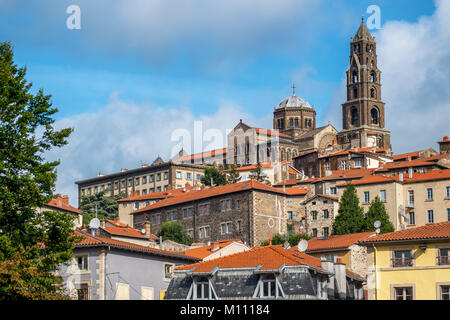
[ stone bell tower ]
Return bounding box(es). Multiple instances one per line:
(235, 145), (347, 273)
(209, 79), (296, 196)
(337, 17), (391, 150)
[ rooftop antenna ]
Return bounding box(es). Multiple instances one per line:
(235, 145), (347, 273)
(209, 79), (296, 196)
(297, 239), (308, 252)
(374, 220), (381, 235)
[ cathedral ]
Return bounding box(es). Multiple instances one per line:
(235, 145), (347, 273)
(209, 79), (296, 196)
(175, 19), (393, 179)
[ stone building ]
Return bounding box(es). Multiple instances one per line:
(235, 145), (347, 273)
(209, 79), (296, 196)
(75, 158), (206, 206)
(302, 194), (339, 238)
(439, 136), (450, 155)
(130, 180), (308, 247)
(165, 244), (366, 300)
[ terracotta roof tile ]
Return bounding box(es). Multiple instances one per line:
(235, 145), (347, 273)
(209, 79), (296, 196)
(102, 225), (158, 240)
(176, 245), (324, 273)
(293, 232), (375, 252)
(131, 180), (287, 214)
(284, 186), (309, 196)
(337, 175), (395, 187)
(253, 128), (290, 138)
(46, 196), (82, 215)
(176, 148), (227, 162)
(75, 230), (199, 260)
(360, 221), (450, 244)
(184, 239), (246, 259)
(322, 169), (375, 181)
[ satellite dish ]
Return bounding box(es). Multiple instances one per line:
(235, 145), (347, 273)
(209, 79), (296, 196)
(376, 228), (381, 235)
(141, 228), (146, 235)
(297, 239), (308, 252)
(374, 220), (381, 228)
(89, 218), (100, 229)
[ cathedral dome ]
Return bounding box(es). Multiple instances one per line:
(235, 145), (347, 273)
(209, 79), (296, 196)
(276, 95), (311, 109)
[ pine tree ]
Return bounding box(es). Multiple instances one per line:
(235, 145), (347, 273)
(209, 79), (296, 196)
(250, 161), (266, 182)
(332, 184), (365, 235)
(0, 42), (75, 299)
(226, 164), (241, 184)
(79, 189), (126, 225)
(200, 166), (227, 186)
(364, 196), (395, 234)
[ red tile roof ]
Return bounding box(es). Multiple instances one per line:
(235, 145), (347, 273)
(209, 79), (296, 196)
(253, 128), (290, 138)
(46, 195), (82, 215)
(284, 186), (309, 196)
(176, 245), (324, 273)
(359, 221), (450, 244)
(118, 185), (194, 202)
(319, 147), (379, 159)
(184, 239), (247, 259)
(337, 174), (395, 187)
(131, 180), (287, 214)
(176, 244), (365, 280)
(400, 169), (450, 183)
(392, 151), (422, 161)
(75, 230), (199, 260)
(376, 159), (439, 172)
(273, 179), (304, 187)
(293, 232), (375, 252)
(224, 162), (277, 172)
(322, 169), (375, 181)
(176, 148), (227, 162)
(102, 225), (158, 240)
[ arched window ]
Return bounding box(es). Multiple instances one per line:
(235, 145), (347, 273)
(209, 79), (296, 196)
(353, 87), (358, 99)
(371, 108), (379, 125)
(370, 87), (376, 98)
(370, 71), (376, 83)
(351, 107), (359, 126)
(287, 150), (291, 160)
(352, 70), (358, 83)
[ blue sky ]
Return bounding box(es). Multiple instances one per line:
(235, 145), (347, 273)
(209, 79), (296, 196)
(1, 0), (448, 204)
(1, 0), (435, 120)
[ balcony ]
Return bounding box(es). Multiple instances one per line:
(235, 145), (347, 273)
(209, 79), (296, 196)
(404, 201), (414, 208)
(392, 258), (414, 267)
(437, 256), (450, 265)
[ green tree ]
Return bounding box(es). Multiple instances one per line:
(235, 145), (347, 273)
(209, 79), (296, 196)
(332, 184), (365, 235)
(260, 233), (312, 247)
(364, 196), (395, 234)
(250, 161), (266, 182)
(226, 164), (242, 184)
(0, 42), (76, 299)
(157, 221), (193, 246)
(79, 189), (126, 225)
(201, 166), (227, 187)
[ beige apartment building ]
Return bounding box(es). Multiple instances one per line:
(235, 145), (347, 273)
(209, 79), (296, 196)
(337, 169), (450, 231)
(75, 158), (206, 206)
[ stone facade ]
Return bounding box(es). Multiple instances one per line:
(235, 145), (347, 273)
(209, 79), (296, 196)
(302, 195), (339, 237)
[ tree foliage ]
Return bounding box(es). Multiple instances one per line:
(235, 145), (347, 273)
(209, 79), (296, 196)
(200, 166), (227, 187)
(226, 164), (242, 184)
(364, 196), (395, 234)
(157, 221), (193, 246)
(0, 42), (75, 299)
(260, 233), (312, 247)
(79, 189), (126, 225)
(332, 184), (365, 235)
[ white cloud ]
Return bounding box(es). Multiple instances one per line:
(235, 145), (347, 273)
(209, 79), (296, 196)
(47, 94), (271, 206)
(326, 0), (450, 153)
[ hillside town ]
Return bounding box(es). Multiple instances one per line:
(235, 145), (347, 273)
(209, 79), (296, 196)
(1, 14), (449, 302)
(46, 20), (450, 301)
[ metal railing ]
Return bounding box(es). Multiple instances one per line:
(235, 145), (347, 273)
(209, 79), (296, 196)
(392, 258), (414, 267)
(437, 256), (450, 265)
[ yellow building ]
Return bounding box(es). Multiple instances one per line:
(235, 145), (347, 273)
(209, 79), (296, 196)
(361, 221), (450, 300)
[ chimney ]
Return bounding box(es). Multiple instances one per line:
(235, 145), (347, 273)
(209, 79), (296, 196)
(55, 194), (63, 206)
(407, 156), (412, 162)
(211, 241), (220, 252)
(334, 258), (347, 299)
(61, 195), (69, 205)
(269, 237), (272, 246)
(145, 221), (151, 238)
(101, 220), (106, 228)
(321, 258), (335, 298)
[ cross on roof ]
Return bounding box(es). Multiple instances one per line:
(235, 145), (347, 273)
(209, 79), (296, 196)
(291, 83), (296, 96)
